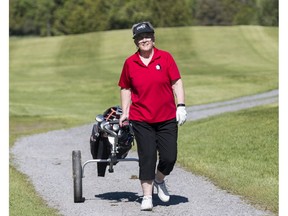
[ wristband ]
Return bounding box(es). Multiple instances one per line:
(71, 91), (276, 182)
(177, 103), (185, 107)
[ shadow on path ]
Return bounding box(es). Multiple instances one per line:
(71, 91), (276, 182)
(152, 194), (189, 207)
(94, 191), (188, 206)
(95, 191), (140, 202)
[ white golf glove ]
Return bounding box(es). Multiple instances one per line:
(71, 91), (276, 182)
(176, 106), (187, 126)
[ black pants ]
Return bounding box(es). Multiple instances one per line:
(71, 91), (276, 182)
(131, 118), (178, 181)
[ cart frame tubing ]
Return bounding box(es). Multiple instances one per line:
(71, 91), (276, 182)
(81, 158), (139, 177)
(72, 150), (138, 203)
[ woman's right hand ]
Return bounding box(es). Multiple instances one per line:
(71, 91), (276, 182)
(119, 114), (129, 127)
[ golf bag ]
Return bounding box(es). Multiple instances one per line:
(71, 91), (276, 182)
(89, 106), (134, 176)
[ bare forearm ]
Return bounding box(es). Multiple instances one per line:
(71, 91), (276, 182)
(120, 88), (131, 117)
(172, 79), (185, 104)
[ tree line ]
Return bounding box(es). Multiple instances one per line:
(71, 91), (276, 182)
(9, 0), (278, 36)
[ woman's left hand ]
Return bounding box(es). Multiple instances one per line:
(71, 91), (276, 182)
(176, 106), (187, 126)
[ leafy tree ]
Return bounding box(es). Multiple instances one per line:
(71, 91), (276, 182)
(151, 0), (192, 27)
(194, 0), (258, 25)
(225, 0), (258, 25)
(108, 0), (153, 30)
(35, 0), (64, 36)
(9, 0), (65, 36)
(194, 0), (227, 25)
(232, 3), (257, 25)
(257, 0), (278, 26)
(9, 0), (278, 36)
(9, 0), (38, 35)
(54, 0), (90, 34)
(53, 0), (112, 35)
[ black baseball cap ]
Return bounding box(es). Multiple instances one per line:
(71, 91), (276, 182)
(132, 22), (155, 39)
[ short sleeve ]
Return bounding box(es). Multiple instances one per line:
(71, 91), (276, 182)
(118, 60), (131, 89)
(167, 52), (181, 81)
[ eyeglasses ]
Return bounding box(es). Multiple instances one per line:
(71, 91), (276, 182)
(135, 33), (154, 43)
(137, 38), (152, 45)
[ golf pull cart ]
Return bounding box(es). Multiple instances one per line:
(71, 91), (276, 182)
(72, 106), (138, 203)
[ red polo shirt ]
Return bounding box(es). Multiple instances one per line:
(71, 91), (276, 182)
(118, 47), (181, 123)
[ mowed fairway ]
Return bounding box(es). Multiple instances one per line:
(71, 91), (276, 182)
(10, 26), (278, 126)
(10, 26), (278, 215)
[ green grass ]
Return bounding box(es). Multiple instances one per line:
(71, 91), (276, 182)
(9, 26), (278, 215)
(157, 26), (278, 105)
(178, 103), (278, 213)
(10, 26), (278, 125)
(10, 166), (59, 216)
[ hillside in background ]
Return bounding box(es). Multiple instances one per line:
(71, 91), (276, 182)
(10, 25), (278, 125)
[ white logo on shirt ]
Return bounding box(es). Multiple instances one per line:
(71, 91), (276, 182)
(156, 64), (161, 70)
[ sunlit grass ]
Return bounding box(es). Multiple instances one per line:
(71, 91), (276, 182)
(178, 104), (278, 213)
(10, 26), (278, 125)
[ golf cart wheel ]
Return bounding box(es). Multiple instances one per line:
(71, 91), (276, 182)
(72, 150), (85, 203)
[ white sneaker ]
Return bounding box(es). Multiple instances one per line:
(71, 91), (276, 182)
(154, 180), (170, 202)
(141, 195), (153, 211)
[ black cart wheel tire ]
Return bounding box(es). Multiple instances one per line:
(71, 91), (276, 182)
(72, 150), (85, 203)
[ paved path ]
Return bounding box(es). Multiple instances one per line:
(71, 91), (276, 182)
(187, 89), (278, 121)
(11, 90), (278, 216)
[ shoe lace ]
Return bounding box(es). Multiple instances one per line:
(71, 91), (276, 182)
(143, 195), (152, 200)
